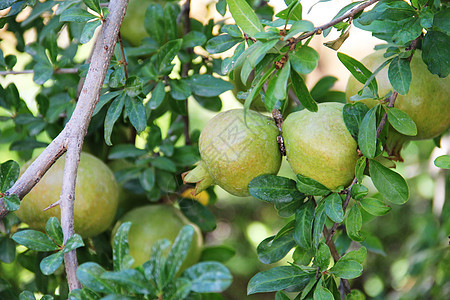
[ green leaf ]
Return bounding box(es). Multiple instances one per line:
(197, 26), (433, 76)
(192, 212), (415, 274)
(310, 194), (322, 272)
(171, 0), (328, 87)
(323, 193), (343, 223)
(313, 203), (327, 248)
(290, 46), (319, 74)
(33, 62), (53, 85)
(80, 19), (101, 44)
(221, 42), (245, 74)
(153, 39), (183, 75)
(170, 79), (191, 100)
(40, 251), (64, 275)
(182, 31), (207, 48)
(178, 198), (217, 232)
(4, 194), (20, 211)
(200, 245), (236, 263)
(329, 260), (363, 279)
(294, 200), (314, 249)
(386, 107), (417, 136)
(345, 205), (364, 242)
(342, 102), (370, 139)
(369, 159), (409, 204)
(148, 81), (166, 110)
(355, 157), (366, 183)
(140, 168), (155, 192)
(314, 242), (331, 271)
(247, 39), (278, 68)
(257, 234), (296, 264)
(64, 234), (84, 253)
(83, 0), (101, 14)
(340, 246), (367, 265)
(45, 217), (63, 246)
(189, 74), (233, 97)
(290, 70), (318, 112)
(77, 262), (116, 293)
(60, 7), (96, 22)
(108, 144), (147, 159)
(104, 92), (125, 146)
(0, 160), (20, 193)
(19, 291), (36, 300)
(183, 261), (232, 293)
(12, 230), (59, 252)
(434, 155), (450, 169)
(347, 289), (366, 300)
(125, 96), (146, 134)
(112, 222), (134, 271)
(273, 62), (291, 102)
(388, 56), (411, 95)
(359, 197), (391, 216)
(243, 67), (275, 112)
(226, 0), (263, 36)
(0, 237), (16, 263)
(249, 175), (304, 204)
(144, 4), (164, 44)
(358, 105), (378, 158)
(350, 184), (368, 200)
(296, 174), (330, 196)
(433, 9), (450, 35)
(284, 20), (314, 40)
(275, 291), (291, 300)
(152, 157), (176, 173)
(165, 225), (194, 280)
(313, 285), (334, 300)
(361, 232), (386, 256)
(206, 34), (241, 54)
(101, 269), (151, 294)
(421, 31), (450, 78)
(337, 52), (378, 97)
(93, 91), (122, 116)
(293, 247), (315, 266)
(247, 266), (311, 294)
(125, 76), (143, 98)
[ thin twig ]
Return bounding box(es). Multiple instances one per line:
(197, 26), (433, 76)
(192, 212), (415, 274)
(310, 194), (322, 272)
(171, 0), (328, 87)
(118, 32), (128, 79)
(0, 68), (79, 76)
(180, 0), (192, 145)
(291, 0), (379, 45)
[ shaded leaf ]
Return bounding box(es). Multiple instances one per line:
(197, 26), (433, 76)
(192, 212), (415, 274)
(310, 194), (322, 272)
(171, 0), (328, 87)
(369, 160), (409, 204)
(183, 261), (232, 293)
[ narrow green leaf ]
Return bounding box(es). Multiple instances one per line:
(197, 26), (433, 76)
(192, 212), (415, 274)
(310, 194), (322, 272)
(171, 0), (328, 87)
(45, 217), (63, 246)
(329, 260), (363, 279)
(434, 155), (450, 169)
(178, 198), (217, 232)
(290, 70), (318, 112)
(226, 0), (263, 36)
(166, 225), (194, 280)
(101, 269), (151, 294)
(342, 102), (370, 139)
(369, 160), (409, 204)
(359, 197), (391, 216)
(294, 200), (315, 249)
(257, 234), (296, 264)
(76, 262), (116, 293)
(275, 291), (291, 300)
(189, 74), (233, 97)
(183, 261), (232, 293)
(358, 105), (378, 158)
(355, 157), (366, 183)
(104, 92), (125, 146)
(337, 52), (378, 97)
(249, 175), (305, 204)
(113, 222), (134, 271)
(148, 81), (165, 110)
(323, 193), (343, 223)
(284, 20), (314, 40)
(0, 237), (16, 263)
(386, 107), (417, 136)
(144, 4), (164, 44)
(340, 246), (367, 265)
(247, 266), (311, 295)
(247, 39), (278, 68)
(314, 242), (332, 271)
(273, 62), (291, 101)
(200, 245), (236, 263)
(60, 7), (96, 22)
(12, 230), (58, 252)
(313, 203), (327, 248)
(206, 34), (241, 54)
(63, 234), (84, 253)
(388, 56), (411, 95)
(83, 0), (101, 14)
(345, 205), (364, 242)
(140, 168), (155, 192)
(40, 251), (64, 275)
(296, 174), (330, 196)
(314, 285), (334, 300)
(125, 96), (146, 134)
(1, 160), (20, 192)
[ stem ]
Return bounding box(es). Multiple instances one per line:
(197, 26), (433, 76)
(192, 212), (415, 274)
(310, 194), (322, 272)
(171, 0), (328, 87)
(180, 0), (192, 145)
(118, 32), (128, 79)
(292, 0), (379, 45)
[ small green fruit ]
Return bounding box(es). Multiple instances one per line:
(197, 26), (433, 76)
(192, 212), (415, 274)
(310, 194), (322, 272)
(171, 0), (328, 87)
(16, 153), (119, 238)
(183, 109), (282, 196)
(283, 103), (358, 190)
(112, 205), (203, 270)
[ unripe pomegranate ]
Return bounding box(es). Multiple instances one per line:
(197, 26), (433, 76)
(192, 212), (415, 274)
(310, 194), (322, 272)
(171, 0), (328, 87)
(183, 109), (282, 197)
(346, 51), (450, 156)
(282, 103), (358, 190)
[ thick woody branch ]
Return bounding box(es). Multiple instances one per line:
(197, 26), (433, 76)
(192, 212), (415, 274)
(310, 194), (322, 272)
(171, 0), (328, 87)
(0, 0), (129, 290)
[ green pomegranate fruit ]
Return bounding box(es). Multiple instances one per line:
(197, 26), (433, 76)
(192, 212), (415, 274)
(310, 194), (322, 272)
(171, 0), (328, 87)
(346, 51), (450, 149)
(183, 109), (282, 197)
(16, 153), (119, 238)
(283, 103), (358, 190)
(112, 205), (203, 269)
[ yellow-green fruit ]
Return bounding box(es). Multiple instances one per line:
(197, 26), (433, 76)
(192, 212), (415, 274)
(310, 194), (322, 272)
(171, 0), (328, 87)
(112, 205), (203, 269)
(283, 103), (358, 190)
(184, 109), (282, 196)
(346, 51), (450, 141)
(16, 153), (119, 238)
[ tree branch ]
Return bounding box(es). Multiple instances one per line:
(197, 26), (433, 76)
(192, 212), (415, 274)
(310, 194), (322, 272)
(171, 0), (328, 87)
(292, 0), (379, 44)
(0, 0), (129, 290)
